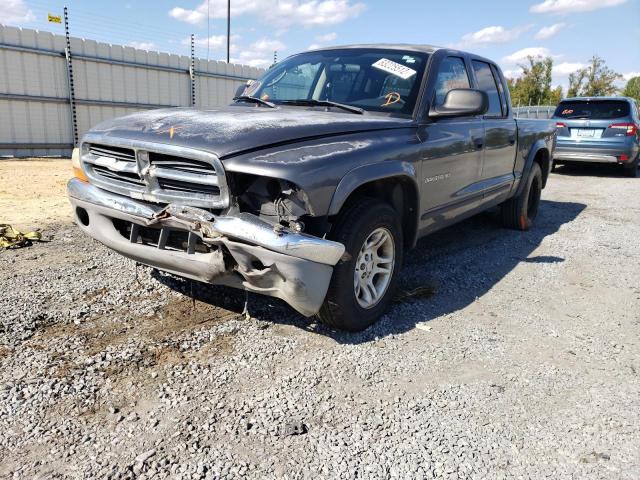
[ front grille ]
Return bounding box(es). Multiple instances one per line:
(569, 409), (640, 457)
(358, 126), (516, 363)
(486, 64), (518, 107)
(156, 178), (220, 195)
(88, 144), (135, 162)
(92, 165), (145, 186)
(149, 152), (221, 196)
(148, 153), (213, 173)
(80, 137), (229, 209)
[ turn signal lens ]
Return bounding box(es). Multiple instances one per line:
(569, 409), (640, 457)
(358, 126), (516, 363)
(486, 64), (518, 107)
(71, 147), (89, 183)
(619, 154), (629, 162)
(608, 123), (638, 136)
(556, 122), (566, 128)
(73, 166), (89, 182)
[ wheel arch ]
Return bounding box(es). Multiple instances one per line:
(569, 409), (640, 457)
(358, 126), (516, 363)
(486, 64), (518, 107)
(517, 141), (551, 196)
(328, 162), (420, 248)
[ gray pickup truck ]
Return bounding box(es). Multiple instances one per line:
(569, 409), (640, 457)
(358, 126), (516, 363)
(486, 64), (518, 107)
(68, 44), (556, 331)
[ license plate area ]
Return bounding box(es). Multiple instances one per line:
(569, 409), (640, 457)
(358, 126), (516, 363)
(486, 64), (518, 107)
(573, 128), (602, 139)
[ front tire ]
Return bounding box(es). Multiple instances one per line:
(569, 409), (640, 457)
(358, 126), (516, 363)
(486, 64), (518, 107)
(501, 162), (542, 231)
(318, 198), (403, 331)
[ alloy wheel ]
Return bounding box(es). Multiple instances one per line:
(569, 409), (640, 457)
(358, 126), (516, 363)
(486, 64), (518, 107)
(353, 227), (395, 309)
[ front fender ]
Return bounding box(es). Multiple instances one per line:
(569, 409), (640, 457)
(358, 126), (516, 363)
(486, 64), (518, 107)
(327, 161), (419, 216)
(222, 127), (420, 217)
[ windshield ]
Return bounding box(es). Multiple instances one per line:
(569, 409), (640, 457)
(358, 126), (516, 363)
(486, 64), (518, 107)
(243, 48), (429, 116)
(553, 100), (630, 119)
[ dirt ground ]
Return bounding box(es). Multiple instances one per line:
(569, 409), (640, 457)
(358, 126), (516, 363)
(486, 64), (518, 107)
(0, 159), (72, 230)
(1, 160), (639, 479)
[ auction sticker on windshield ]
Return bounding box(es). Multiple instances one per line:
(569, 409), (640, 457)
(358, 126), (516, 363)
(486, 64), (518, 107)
(372, 58), (417, 80)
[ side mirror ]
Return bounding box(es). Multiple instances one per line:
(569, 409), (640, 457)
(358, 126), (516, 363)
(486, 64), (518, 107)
(429, 89), (488, 118)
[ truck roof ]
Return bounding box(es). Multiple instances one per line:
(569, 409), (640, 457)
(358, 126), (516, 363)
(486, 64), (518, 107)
(306, 43), (442, 54)
(302, 44), (500, 71)
(561, 96), (634, 102)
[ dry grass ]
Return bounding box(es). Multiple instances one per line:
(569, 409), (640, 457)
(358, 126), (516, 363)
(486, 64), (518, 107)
(0, 158), (72, 229)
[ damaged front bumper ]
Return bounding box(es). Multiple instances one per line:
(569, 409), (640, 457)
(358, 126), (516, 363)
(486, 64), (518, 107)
(67, 178), (345, 316)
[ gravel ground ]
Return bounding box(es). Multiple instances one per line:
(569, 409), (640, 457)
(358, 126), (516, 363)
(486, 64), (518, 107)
(1, 163), (639, 479)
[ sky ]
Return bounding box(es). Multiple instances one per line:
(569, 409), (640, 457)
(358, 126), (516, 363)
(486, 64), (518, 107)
(2, 0), (639, 91)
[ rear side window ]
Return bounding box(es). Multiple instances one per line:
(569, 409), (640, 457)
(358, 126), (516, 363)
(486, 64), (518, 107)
(553, 100), (630, 119)
(434, 57), (470, 105)
(472, 60), (503, 117)
(491, 64), (508, 115)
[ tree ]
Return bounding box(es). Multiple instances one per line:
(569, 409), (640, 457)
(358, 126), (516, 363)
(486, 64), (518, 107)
(567, 70), (586, 98)
(506, 78), (517, 104)
(506, 56), (561, 106)
(623, 76), (640, 102)
(549, 85), (564, 105)
(567, 56), (622, 97)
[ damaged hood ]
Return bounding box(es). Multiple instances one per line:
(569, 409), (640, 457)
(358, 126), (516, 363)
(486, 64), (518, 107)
(88, 106), (413, 158)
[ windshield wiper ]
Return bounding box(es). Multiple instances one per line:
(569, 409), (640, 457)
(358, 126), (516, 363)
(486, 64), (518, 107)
(280, 99), (364, 115)
(233, 95), (276, 108)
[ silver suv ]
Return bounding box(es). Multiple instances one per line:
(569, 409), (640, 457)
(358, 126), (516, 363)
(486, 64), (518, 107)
(553, 97), (640, 177)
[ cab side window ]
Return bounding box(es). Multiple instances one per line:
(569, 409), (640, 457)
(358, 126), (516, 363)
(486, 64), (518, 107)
(434, 57), (471, 106)
(491, 64), (509, 116)
(472, 60), (503, 117)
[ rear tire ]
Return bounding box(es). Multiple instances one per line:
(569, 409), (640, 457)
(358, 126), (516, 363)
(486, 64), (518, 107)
(318, 198), (403, 332)
(501, 162), (542, 231)
(623, 156), (639, 178)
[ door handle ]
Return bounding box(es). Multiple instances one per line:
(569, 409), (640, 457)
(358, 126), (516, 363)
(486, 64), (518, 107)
(473, 138), (484, 150)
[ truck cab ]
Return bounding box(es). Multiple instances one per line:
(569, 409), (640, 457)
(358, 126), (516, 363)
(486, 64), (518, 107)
(68, 44), (556, 331)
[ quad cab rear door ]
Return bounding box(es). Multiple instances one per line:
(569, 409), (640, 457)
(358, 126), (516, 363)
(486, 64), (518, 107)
(469, 59), (517, 205)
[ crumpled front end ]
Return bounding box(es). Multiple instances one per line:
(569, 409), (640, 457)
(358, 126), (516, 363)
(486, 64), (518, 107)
(67, 178), (344, 317)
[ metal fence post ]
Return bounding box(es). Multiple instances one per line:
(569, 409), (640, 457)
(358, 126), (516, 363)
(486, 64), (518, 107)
(63, 7), (78, 147)
(226, 0), (230, 63)
(190, 34), (196, 107)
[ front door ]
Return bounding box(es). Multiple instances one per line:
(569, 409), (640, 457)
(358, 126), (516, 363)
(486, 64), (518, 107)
(418, 56), (485, 232)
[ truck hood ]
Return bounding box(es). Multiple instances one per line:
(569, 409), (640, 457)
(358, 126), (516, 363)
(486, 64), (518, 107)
(88, 106), (413, 158)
